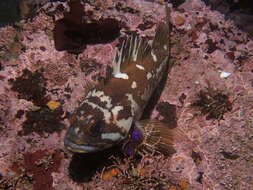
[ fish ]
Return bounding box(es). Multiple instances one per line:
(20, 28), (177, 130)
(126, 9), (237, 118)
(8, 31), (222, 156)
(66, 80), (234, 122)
(64, 5), (184, 155)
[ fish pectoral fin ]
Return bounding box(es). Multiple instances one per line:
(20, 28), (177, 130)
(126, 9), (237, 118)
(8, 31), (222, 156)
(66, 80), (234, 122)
(134, 119), (188, 156)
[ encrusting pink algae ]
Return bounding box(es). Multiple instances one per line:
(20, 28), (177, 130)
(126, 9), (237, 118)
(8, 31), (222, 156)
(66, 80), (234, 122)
(0, 0), (252, 189)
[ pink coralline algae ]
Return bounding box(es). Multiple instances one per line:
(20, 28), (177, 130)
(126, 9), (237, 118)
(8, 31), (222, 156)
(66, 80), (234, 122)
(0, 0), (253, 190)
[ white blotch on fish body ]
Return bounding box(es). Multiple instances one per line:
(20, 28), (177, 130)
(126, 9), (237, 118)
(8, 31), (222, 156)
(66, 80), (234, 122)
(89, 90), (113, 109)
(101, 132), (123, 141)
(136, 64), (145, 70)
(83, 101), (111, 123)
(155, 56), (168, 77)
(151, 49), (157, 62)
(126, 93), (138, 115)
(131, 81), (137, 89)
(117, 117), (133, 134)
(115, 73), (129, 80)
(146, 72), (152, 80)
(111, 105), (124, 122)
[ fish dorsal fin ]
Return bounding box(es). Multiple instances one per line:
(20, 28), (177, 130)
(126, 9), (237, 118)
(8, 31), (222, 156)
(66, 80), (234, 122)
(151, 23), (170, 64)
(112, 5), (171, 79)
(152, 23), (170, 51)
(112, 35), (151, 79)
(152, 5), (171, 63)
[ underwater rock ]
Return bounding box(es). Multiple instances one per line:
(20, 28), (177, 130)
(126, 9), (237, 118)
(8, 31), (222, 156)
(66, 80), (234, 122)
(0, 0), (252, 189)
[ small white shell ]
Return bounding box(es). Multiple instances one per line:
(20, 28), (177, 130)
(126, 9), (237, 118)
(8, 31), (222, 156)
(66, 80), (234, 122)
(219, 70), (231, 78)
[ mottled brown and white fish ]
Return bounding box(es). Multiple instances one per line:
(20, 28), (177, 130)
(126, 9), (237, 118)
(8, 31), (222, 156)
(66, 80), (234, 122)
(64, 6), (182, 155)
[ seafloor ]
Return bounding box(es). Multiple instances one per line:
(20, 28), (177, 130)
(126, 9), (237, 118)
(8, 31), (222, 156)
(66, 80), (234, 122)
(0, 0), (252, 189)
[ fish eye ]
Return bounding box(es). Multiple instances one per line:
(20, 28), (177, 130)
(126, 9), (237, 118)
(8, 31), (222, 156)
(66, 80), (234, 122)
(89, 120), (104, 137)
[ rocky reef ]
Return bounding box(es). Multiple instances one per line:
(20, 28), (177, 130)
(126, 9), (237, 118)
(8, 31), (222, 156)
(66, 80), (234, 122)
(0, 0), (252, 189)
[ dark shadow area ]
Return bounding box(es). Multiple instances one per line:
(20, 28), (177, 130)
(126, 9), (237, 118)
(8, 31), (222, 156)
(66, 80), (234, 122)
(68, 145), (124, 182)
(0, 0), (52, 27)
(53, 0), (122, 54)
(203, 0), (253, 36)
(0, 0), (20, 27)
(155, 102), (177, 128)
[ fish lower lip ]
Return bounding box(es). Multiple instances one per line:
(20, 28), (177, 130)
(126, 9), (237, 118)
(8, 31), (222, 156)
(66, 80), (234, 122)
(64, 137), (97, 153)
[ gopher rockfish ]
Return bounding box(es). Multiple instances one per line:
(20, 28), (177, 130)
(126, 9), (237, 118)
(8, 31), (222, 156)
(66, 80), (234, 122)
(64, 5), (182, 155)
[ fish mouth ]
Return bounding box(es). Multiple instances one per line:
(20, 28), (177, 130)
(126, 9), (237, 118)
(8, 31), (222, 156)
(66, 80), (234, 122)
(64, 137), (98, 153)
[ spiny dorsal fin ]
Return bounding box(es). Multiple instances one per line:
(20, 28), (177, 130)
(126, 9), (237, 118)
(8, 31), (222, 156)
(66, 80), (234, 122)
(112, 4), (171, 78)
(152, 5), (171, 63)
(152, 23), (169, 51)
(112, 35), (151, 79)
